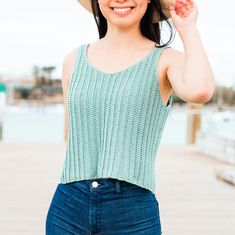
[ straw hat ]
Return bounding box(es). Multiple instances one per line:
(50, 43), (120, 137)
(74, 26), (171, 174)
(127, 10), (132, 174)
(76, 0), (172, 22)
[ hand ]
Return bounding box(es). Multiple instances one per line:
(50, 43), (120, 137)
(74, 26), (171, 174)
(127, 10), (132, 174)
(168, 0), (198, 31)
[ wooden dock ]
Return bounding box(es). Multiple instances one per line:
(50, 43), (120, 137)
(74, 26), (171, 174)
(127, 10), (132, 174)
(0, 143), (235, 235)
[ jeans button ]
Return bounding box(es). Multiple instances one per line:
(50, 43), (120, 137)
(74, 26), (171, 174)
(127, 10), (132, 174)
(92, 181), (99, 188)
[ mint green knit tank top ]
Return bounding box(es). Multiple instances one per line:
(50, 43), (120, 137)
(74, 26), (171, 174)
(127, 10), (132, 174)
(59, 43), (173, 193)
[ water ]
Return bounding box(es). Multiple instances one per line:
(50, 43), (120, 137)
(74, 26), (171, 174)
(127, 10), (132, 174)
(1, 105), (235, 144)
(2, 105), (64, 143)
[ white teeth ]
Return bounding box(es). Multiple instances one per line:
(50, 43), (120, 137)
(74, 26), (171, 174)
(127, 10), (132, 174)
(113, 7), (132, 13)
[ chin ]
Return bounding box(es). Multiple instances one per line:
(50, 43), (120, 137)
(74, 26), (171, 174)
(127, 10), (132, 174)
(109, 19), (138, 29)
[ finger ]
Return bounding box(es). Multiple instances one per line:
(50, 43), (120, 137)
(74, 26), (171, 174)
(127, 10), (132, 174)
(168, 2), (179, 18)
(177, 0), (193, 8)
(174, 6), (185, 17)
(176, 9), (183, 17)
(175, 2), (187, 7)
(186, 0), (194, 3)
(176, 0), (188, 6)
(186, 4), (193, 10)
(175, 1), (192, 12)
(185, 0), (196, 7)
(175, 3), (187, 12)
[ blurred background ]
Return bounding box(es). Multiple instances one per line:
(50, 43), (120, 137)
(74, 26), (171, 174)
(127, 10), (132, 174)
(0, 0), (235, 234)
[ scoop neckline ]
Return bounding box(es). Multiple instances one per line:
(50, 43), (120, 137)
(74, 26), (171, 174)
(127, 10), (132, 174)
(83, 43), (159, 76)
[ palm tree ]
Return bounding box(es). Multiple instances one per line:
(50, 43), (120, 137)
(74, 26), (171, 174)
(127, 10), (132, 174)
(42, 66), (56, 81)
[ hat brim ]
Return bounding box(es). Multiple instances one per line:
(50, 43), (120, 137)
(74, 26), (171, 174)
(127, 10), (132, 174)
(76, 0), (172, 22)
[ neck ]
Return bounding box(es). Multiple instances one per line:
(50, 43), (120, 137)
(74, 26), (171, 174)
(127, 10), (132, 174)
(100, 23), (150, 50)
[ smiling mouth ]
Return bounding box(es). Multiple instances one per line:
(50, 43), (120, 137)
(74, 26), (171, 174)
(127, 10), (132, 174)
(111, 7), (135, 13)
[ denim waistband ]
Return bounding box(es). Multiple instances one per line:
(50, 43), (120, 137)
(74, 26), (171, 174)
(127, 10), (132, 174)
(67, 177), (143, 194)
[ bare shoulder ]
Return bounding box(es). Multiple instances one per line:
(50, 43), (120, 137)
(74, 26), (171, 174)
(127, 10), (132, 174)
(158, 46), (185, 88)
(62, 47), (80, 90)
(159, 47), (185, 72)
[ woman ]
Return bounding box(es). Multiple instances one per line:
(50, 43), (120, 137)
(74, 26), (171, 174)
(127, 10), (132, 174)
(46, 0), (215, 234)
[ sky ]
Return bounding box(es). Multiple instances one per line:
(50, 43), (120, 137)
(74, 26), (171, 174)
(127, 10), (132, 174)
(0, 0), (234, 87)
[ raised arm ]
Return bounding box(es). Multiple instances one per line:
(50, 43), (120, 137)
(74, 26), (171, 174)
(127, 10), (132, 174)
(166, 0), (216, 103)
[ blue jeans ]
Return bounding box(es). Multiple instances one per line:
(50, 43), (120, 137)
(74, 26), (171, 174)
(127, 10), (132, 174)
(45, 178), (162, 235)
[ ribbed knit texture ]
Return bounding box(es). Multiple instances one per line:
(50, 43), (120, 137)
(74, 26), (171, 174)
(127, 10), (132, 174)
(59, 43), (173, 193)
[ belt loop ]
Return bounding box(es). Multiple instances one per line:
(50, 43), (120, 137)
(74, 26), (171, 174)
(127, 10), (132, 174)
(115, 180), (121, 193)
